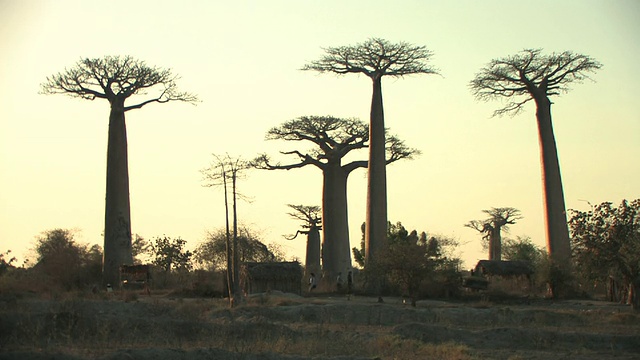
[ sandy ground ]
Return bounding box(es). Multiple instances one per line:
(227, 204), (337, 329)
(1, 291), (639, 359)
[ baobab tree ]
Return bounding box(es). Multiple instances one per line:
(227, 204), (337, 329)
(303, 38), (439, 274)
(201, 154), (252, 307)
(285, 204), (322, 278)
(465, 207), (522, 261)
(470, 49), (601, 273)
(253, 115), (417, 279)
(40, 56), (198, 286)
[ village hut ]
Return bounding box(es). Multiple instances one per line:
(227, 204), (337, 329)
(241, 261), (303, 295)
(119, 264), (151, 294)
(464, 260), (534, 291)
(473, 260), (534, 277)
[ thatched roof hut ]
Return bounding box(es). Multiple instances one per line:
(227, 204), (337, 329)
(474, 260), (533, 277)
(241, 261), (303, 295)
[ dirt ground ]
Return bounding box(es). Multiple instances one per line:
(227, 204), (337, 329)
(1, 291), (639, 360)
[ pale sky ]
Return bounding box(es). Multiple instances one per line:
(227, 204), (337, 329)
(1, 0), (638, 268)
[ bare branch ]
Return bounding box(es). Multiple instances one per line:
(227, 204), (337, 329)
(467, 207), (523, 235)
(470, 49), (602, 117)
(251, 152), (324, 171)
(465, 220), (487, 233)
(385, 134), (421, 164)
(286, 204), (322, 226)
(201, 153), (252, 188)
(283, 230), (304, 241)
(342, 160), (368, 174)
(258, 115), (370, 172)
(41, 55), (199, 110)
(342, 133), (419, 174)
(302, 38), (440, 80)
(257, 115), (418, 178)
(285, 204), (322, 238)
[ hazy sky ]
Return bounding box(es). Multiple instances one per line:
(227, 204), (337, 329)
(1, 0), (638, 268)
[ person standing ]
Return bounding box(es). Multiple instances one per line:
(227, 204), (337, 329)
(336, 272), (343, 292)
(308, 273), (317, 292)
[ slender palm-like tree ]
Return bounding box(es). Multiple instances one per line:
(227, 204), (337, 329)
(41, 56), (198, 285)
(202, 154), (251, 307)
(303, 38), (438, 276)
(470, 49), (601, 272)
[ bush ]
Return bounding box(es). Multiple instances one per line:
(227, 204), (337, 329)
(28, 229), (103, 292)
(354, 222), (464, 302)
(0, 250), (16, 276)
(149, 235), (192, 273)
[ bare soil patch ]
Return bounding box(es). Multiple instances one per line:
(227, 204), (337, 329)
(1, 291), (639, 359)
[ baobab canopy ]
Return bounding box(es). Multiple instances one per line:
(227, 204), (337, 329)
(302, 38), (439, 79)
(41, 56), (199, 110)
(470, 49), (602, 116)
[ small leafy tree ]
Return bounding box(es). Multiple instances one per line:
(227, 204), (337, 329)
(383, 224), (429, 305)
(149, 236), (192, 273)
(131, 234), (152, 264)
(32, 229), (103, 289)
(194, 227), (284, 271)
(501, 235), (548, 292)
(502, 235), (545, 265)
(569, 199), (640, 309)
(354, 222), (461, 303)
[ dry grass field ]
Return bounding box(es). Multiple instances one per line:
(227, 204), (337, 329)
(1, 290), (639, 360)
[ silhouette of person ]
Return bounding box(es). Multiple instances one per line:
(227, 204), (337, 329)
(308, 272), (317, 292)
(336, 272), (343, 292)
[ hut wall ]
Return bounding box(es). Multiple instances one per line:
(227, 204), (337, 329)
(242, 262), (302, 295)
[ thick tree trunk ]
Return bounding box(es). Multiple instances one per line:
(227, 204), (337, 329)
(489, 228), (502, 261)
(535, 98), (571, 265)
(103, 99), (134, 286)
(321, 162), (352, 279)
(305, 226), (321, 279)
(365, 76), (388, 268)
(631, 277), (640, 311)
(536, 97), (572, 299)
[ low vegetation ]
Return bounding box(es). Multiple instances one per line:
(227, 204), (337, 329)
(1, 289), (639, 360)
(1, 199), (638, 359)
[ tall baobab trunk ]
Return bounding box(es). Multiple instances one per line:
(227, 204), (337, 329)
(489, 227), (502, 261)
(103, 98), (134, 286)
(365, 76), (388, 268)
(535, 97), (571, 265)
(322, 162), (351, 279)
(305, 225), (321, 279)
